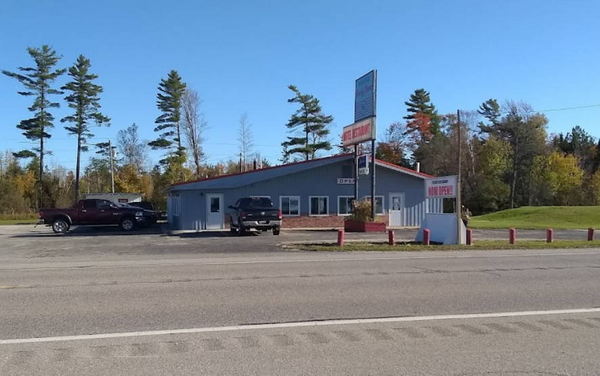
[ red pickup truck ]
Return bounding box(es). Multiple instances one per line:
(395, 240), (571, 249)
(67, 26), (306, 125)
(39, 199), (158, 234)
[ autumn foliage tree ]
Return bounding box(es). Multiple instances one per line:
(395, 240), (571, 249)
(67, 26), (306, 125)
(533, 152), (584, 205)
(376, 122), (411, 167)
(403, 89), (440, 142)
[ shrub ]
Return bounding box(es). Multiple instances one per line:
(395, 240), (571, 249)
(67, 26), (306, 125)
(349, 199), (372, 222)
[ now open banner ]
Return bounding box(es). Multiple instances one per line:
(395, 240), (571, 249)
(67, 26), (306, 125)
(425, 175), (457, 198)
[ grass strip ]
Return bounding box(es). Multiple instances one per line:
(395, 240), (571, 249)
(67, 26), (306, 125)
(0, 219), (37, 225)
(470, 206), (600, 230)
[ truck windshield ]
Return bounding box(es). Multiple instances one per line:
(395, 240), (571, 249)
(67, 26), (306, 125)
(242, 198), (273, 208)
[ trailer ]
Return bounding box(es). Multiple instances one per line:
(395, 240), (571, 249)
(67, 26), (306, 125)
(83, 193), (142, 204)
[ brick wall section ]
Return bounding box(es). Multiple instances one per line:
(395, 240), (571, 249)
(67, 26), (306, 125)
(282, 215), (389, 228)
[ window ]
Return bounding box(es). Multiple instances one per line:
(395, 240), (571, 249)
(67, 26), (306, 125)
(210, 197), (220, 213)
(83, 200), (97, 209)
(280, 196), (300, 216)
(309, 196), (329, 216)
(239, 197), (273, 208)
(337, 196), (354, 216)
(97, 200), (112, 209)
(390, 195), (403, 211)
(362, 196), (384, 215)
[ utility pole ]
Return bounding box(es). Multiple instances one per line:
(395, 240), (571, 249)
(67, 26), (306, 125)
(456, 110), (462, 244)
(109, 140), (115, 194)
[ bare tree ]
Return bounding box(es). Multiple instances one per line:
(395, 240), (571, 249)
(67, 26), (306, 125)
(181, 89), (206, 176)
(238, 113), (254, 171)
(117, 123), (148, 172)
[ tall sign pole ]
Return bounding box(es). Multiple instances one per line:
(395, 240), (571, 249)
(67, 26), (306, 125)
(344, 70), (377, 217)
(370, 71), (377, 220)
(456, 109), (462, 244)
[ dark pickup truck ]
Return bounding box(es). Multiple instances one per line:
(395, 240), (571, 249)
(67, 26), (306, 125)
(228, 197), (282, 235)
(39, 199), (159, 234)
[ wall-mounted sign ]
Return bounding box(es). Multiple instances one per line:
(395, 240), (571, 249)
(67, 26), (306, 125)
(342, 117), (376, 147)
(358, 154), (370, 175)
(425, 176), (457, 198)
(337, 178), (355, 185)
(355, 70), (377, 122)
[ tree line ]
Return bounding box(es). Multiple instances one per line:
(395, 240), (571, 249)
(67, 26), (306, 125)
(2, 45), (598, 216)
(1, 45), (276, 213)
(375, 90), (600, 214)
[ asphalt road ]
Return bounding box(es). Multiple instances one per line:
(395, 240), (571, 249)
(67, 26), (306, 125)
(2, 225), (600, 374)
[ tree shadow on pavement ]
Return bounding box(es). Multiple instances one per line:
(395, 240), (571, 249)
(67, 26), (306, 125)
(11, 225), (167, 238)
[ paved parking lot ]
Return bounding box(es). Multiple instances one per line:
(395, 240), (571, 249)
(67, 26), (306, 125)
(0, 224), (594, 266)
(0, 224), (395, 265)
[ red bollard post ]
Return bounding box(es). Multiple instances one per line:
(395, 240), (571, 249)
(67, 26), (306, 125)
(388, 230), (395, 245)
(509, 228), (517, 245)
(423, 228), (431, 246)
(466, 229), (473, 246)
(588, 228), (594, 242)
(546, 228), (554, 243)
(337, 229), (345, 247)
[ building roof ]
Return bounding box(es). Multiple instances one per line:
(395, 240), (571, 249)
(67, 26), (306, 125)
(170, 153), (433, 191)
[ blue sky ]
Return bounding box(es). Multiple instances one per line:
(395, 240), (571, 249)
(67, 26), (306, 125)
(1, 0), (599, 170)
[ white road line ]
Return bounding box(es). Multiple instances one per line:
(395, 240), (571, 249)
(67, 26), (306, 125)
(2, 307), (600, 345)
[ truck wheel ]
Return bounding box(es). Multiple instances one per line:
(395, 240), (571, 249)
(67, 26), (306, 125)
(273, 227), (280, 236)
(52, 218), (70, 234)
(120, 217), (136, 231)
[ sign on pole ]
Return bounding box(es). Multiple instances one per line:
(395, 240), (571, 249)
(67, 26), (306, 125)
(358, 154), (369, 175)
(342, 118), (376, 147)
(425, 176), (458, 198)
(354, 70), (377, 122)
(348, 69), (378, 219)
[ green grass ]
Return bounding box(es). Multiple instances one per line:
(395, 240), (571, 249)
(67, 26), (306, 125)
(0, 213), (38, 225)
(469, 206), (600, 230)
(293, 240), (600, 252)
(0, 219), (37, 225)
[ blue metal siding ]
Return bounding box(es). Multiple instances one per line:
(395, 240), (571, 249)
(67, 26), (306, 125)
(172, 159), (439, 230)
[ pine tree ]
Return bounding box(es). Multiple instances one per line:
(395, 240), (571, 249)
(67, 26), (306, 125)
(282, 85), (333, 161)
(61, 55), (110, 201)
(148, 70), (187, 165)
(478, 98), (502, 130)
(2, 45), (65, 207)
(403, 88), (441, 140)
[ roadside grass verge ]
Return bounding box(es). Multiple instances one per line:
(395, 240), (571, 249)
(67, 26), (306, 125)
(0, 213), (37, 225)
(292, 240), (600, 252)
(0, 219), (37, 225)
(469, 206), (600, 230)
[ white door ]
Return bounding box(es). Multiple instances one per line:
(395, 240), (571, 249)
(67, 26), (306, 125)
(388, 192), (405, 227)
(205, 194), (224, 230)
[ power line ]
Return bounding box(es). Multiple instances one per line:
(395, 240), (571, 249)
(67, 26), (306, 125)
(539, 104), (600, 113)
